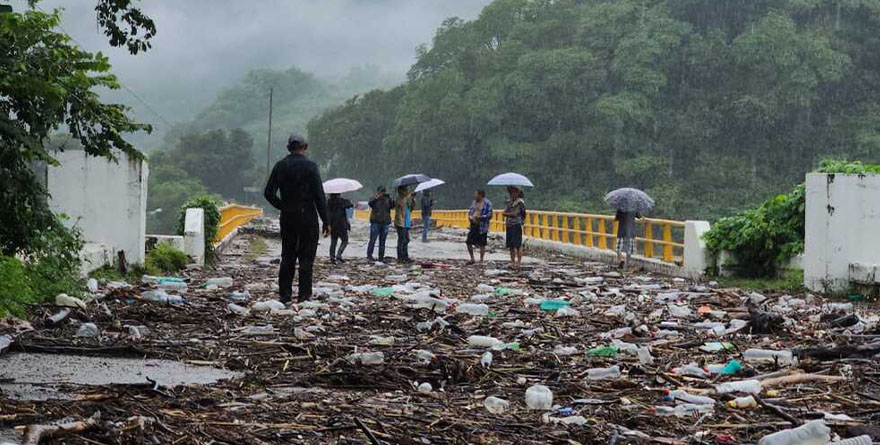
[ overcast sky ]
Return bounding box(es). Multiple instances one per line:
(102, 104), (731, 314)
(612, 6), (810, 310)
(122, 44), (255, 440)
(38, 0), (492, 127)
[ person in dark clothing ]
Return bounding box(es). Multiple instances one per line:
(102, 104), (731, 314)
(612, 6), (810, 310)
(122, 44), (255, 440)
(264, 134), (329, 303)
(327, 193), (353, 264)
(420, 190), (434, 242)
(615, 210), (641, 269)
(367, 186), (394, 261)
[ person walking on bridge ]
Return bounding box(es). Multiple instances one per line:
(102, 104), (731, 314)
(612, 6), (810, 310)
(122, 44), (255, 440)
(503, 186), (526, 269)
(264, 134), (329, 304)
(394, 186), (416, 263)
(367, 186), (393, 262)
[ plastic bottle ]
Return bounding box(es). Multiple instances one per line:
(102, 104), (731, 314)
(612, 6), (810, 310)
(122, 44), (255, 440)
(668, 304), (693, 318)
(76, 323), (99, 338)
(525, 384), (553, 410)
(484, 396), (509, 414)
(673, 364), (710, 378)
(668, 390), (715, 405)
(205, 277), (234, 289)
(158, 281), (188, 292)
(587, 346), (618, 357)
(468, 335), (504, 349)
(417, 382), (432, 393)
(414, 349), (434, 365)
(832, 436), (873, 445)
(87, 278), (99, 293)
(346, 352), (385, 365)
(456, 303), (489, 316)
(409, 295), (450, 313)
(495, 287), (525, 296)
(556, 307), (580, 317)
(369, 336), (395, 346)
(553, 346), (578, 356)
(673, 404), (714, 417)
(743, 349), (796, 367)
(229, 291), (251, 302)
(385, 274), (408, 281)
(56, 293), (87, 309)
(727, 395), (757, 409)
(471, 294), (491, 302)
(481, 351), (493, 368)
(166, 295), (185, 305)
(539, 300), (570, 311)
(476, 283), (495, 293)
(715, 379), (762, 395)
(252, 300), (286, 313)
(141, 290), (169, 303)
(756, 420), (830, 445)
(127, 325), (150, 339)
(241, 325), (275, 336)
(586, 365), (621, 381)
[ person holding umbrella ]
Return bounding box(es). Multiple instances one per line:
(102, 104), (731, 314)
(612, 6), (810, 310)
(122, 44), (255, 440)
(466, 189), (492, 264)
(502, 186), (526, 269)
(367, 186), (394, 262)
(264, 134), (329, 304)
(394, 186), (416, 263)
(604, 188), (653, 270)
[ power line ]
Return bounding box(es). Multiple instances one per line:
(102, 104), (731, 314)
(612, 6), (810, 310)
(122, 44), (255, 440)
(35, 4), (174, 129)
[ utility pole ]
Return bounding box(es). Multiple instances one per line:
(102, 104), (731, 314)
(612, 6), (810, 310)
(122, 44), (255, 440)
(266, 86), (274, 180)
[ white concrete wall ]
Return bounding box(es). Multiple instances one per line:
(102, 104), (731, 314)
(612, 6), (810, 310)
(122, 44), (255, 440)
(184, 208), (205, 266)
(683, 221), (711, 277)
(47, 150), (149, 266)
(804, 173), (880, 294)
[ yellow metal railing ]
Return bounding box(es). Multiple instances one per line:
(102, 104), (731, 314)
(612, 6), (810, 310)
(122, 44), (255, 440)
(355, 208), (685, 263)
(216, 204), (263, 243)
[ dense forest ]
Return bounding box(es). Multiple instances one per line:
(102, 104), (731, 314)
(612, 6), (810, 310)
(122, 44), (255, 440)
(307, 0), (880, 220)
(146, 66), (399, 232)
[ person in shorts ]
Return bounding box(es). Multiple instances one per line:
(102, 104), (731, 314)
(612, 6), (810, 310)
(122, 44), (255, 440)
(503, 186), (526, 269)
(615, 210), (641, 269)
(466, 189), (492, 264)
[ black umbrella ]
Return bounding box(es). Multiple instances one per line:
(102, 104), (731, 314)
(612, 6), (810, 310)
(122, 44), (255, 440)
(604, 188), (654, 213)
(392, 174), (431, 188)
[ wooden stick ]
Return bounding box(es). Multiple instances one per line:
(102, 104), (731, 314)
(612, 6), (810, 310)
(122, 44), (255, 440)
(354, 417), (381, 445)
(23, 412), (100, 445)
(761, 373), (847, 388)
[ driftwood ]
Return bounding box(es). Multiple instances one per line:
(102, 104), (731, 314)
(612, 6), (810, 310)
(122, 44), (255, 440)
(761, 373), (848, 388)
(22, 412), (100, 445)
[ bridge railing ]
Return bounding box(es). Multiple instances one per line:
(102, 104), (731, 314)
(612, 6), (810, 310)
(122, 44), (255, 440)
(217, 204), (263, 244)
(354, 208), (685, 264)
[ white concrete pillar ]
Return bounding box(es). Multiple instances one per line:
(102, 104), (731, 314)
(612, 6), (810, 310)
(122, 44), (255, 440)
(683, 220), (711, 278)
(184, 208), (205, 266)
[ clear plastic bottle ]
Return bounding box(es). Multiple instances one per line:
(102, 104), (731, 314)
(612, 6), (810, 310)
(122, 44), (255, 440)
(525, 384), (553, 410)
(637, 347), (654, 366)
(715, 379), (762, 395)
(228, 303), (249, 315)
(476, 283), (495, 293)
(346, 352), (385, 365)
(756, 420), (830, 445)
(158, 281), (188, 292)
(142, 290), (169, 303)
(369, 336), (395, 346)
(205, 277), (234, 289)
(76, 323), (99, 338)
(484, 396), (509, 414)
(586, 365), (621, 381)
(668, 390), (715, 405)
(456, 303), (490, 316)
(468, 335), (504, 349)
(252, 300), (286, 313)
(481, 351), (493, 368)
(673, 364), (710, 378)
(743, 349), (796, 367)
(833, 435), (873, 445)
(727, 395), (757, 409)
(673, 403), (714, 417)
(229, 291), (251, 302)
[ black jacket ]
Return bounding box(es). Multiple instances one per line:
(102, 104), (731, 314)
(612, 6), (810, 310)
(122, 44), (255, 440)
(264, 153), (328, 226)
(327, 196), (353, 232)
(369, 195), (394, 226)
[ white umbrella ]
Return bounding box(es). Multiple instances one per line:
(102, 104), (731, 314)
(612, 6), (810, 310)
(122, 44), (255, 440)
(487, 172), (534, 187)
(323, 178), (363, 194)
(414, 178), (445, 193)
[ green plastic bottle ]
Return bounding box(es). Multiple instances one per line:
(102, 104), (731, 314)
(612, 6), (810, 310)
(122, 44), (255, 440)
(587, 346), (619, 357)
(539, 300), (571, 311)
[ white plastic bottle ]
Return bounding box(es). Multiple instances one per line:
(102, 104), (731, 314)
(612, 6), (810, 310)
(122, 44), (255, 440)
(673, 404), (714, 417)
(669, 390), (715, 405)
(468, 335), (504, 349)
(456, 303), (490, 316)
(525, 384), (553, 410)
(727, 395), (758, 409)
(715, 379), (762, 394)
(743, 349), (796, 366)
(481, 351), (493, 368)
(586, 365), (621, 381)
(673, 364), (711, 378)
(205, 277), (234, 289)
(757, 420), (830, 445)
(484, 396), (509, 414)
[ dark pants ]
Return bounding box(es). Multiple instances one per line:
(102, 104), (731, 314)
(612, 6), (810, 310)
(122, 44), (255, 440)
(330, 231), (348, 260)
(422, 212), (431, 241)
(279, 213), (319, 302)
(396, 226), (410, 261)
(367, 223), (389, 259)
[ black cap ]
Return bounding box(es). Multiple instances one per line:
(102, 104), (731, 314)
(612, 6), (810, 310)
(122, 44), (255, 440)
(287, 134), (306, 150)
(377, 186), (386, 193)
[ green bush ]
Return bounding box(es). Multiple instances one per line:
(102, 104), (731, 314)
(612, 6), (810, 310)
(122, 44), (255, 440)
(0, 256), (35, 318)
(23, 215), (84, 300)
(177, 194), (222, 265)
(705, 159), (880, 278)
(145, 243), (189, 274)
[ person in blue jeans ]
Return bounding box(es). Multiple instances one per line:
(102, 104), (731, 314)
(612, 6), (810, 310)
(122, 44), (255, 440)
(420, 190), (434, 242)
(367, 186), (393, 262)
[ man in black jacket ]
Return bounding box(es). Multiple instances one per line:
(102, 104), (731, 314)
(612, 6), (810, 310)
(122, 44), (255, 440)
(264, 134), (329, 303)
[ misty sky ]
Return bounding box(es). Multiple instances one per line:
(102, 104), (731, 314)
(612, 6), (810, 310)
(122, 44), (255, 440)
(38, 0), (492, 129)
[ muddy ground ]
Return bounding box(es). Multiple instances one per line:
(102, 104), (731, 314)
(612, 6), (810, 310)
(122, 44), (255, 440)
(1, 220), (878, 444)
